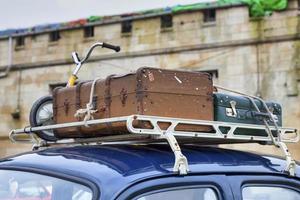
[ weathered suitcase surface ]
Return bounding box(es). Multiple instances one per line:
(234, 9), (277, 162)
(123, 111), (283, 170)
(53, 67), (214, 138)
(213, 93), (282, 136)
(52, 81), (88, 138)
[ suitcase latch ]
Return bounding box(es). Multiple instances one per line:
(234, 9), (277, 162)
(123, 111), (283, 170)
(63, 100), (69, 114)
(226, 100), (237, 118)
(120, 88), (128, 106)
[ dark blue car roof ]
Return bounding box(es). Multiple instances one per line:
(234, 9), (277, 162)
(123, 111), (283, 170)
(0, 144), (299, 199)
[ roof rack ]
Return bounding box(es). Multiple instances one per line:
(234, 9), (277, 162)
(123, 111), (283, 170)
(10, 114), (298, 175)
(9, 86), (299, 176)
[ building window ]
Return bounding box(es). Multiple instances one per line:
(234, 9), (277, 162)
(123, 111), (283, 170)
(203, 9), (216, 23)
(16, 36), (25, 47)
(121, 20), (132, 34)
(200, 70), (219, 79)
(84, 26), (94, 38)
(49, 31), (60, 42)
(161, 14), (173, 29)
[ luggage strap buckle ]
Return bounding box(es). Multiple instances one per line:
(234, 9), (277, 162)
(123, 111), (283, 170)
(226, 100), (237, 117)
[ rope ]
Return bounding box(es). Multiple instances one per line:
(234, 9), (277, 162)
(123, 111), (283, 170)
(74, 78), (101, 127)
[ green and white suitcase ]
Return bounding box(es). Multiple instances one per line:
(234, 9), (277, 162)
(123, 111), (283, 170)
(213, 93), (282, 137)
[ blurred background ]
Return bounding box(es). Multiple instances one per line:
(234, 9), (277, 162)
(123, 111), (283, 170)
(0, 0), (299, 159)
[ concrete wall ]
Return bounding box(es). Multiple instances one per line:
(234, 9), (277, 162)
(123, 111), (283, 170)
(0, 1), (299, 159)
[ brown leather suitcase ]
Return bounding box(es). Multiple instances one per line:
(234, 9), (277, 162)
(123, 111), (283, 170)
(53, 67), (214, 138)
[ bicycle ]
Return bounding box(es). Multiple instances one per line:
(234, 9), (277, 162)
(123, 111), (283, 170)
(29, 42), (120, 141)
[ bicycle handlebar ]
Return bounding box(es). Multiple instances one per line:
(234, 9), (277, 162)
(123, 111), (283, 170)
(68, 42), (121, 87)
(78, 42), (121, 64)
(102, 42), (120, 52)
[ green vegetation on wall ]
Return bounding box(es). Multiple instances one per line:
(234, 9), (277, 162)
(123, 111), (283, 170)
(219, 0), (288, 17)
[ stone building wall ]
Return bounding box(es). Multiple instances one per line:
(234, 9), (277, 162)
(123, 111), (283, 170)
(0, 1), (299, 158)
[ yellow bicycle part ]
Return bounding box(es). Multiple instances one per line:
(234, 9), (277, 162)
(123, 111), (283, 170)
(67, 75), (78, 87)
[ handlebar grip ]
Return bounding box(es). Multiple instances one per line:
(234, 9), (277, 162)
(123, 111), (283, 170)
(102, 42), (121, 52)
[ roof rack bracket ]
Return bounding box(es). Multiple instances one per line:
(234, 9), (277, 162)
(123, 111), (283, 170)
(276, 141), (296, 176)
(163, 130), (189, 175)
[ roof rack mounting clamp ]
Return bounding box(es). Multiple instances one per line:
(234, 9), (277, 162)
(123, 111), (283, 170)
(163, 130), (189, 175)
(126, 115), (189, 175)
(31, 140), (47, 151)
(276, 141), (296, 176)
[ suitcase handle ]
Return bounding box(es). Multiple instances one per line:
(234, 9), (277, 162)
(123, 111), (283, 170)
(67, 42), (121, 87)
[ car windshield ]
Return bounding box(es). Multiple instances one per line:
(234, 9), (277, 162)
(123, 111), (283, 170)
(0, 170), (93, 200)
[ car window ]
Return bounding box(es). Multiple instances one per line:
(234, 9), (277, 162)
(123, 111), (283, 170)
(136, 187), (218, 200)
(0, 170), (92, 200)
(242, 186), (300, 200)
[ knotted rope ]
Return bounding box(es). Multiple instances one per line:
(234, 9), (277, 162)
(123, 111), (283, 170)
(74, 78), (101, 127)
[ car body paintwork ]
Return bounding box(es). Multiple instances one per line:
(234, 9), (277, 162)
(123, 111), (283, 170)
(0, 144), (299, 199)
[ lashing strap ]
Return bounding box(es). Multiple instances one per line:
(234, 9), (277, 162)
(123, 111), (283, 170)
(74, 78), (101, 127)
